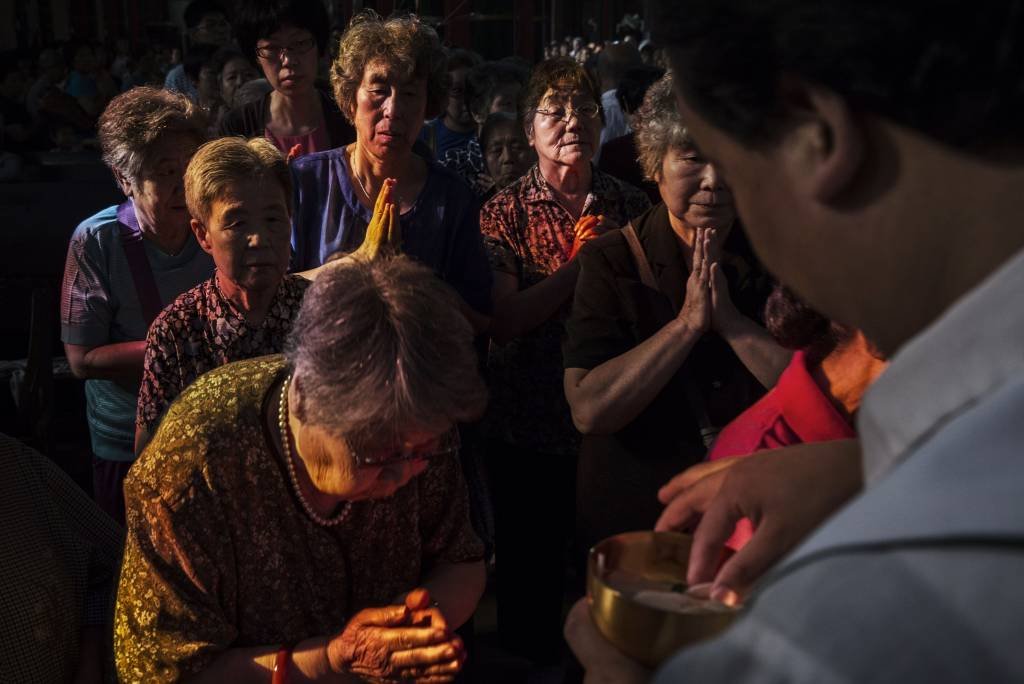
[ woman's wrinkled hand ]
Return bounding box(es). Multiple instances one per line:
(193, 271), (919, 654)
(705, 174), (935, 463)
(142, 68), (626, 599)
(327, 589), (465, 683)
(568, 214), (604, 261)
(352, 178), (401, 262)
(709, 260), (742, 334)
(677, 226), (713, 334)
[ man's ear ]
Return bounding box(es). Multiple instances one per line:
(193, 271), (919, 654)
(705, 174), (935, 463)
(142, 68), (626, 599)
(113, 169), (133, 197)
(191, 218), (214, 255)
(778, 77), (864, 204)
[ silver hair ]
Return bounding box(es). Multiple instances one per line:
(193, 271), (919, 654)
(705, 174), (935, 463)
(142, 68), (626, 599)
(97, 86), (207, 183)
(285, 256), (488, 448)
(632, 72), (693, 181)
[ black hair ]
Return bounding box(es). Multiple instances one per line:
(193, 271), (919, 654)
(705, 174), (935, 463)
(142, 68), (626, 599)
(445, 48), (483, 73)
(616, 64), (664, 114)
(184, 0), (226, 30)
(209, 47), (246, 78)
(465, 61), (529, 121)
(233, 0), (331, 63)
(479, 111), (521, 150)
(764, 284), (851, 363)
(647, 0), (1024, 152)
(183, 44), (220, 81)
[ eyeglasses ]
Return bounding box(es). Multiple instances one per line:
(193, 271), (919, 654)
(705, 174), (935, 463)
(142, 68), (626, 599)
(349, 427), (461, 467)
(534, 102), (601, 123)
(255, 37), (316, 61)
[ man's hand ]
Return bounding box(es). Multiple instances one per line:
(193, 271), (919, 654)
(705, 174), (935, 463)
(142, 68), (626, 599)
(564, 599), (651, 684)
(655, 440), (863, 604)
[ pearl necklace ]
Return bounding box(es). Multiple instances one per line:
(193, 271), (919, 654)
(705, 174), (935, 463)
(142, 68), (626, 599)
(278, 375), (353, 527)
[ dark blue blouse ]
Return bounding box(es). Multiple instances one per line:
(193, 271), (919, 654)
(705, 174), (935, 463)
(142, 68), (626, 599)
(289, 147), (493, 314)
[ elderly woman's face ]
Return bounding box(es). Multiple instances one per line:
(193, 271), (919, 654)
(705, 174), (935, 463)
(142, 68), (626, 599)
(255, 25), (318, 97)
(353, 58), (429, 158)
(528, 87), (601, 169)
(658, 144), (736, 233)
(221, 57), (258, 107)
(128, 132), (202, 238)
(296, 421), (441, 501)
(484, 119), (536, 189)
(193, 177), (292, 294)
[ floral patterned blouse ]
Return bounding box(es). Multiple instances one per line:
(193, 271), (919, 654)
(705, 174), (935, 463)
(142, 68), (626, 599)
(115, 356), (484, 682)
(136, 273), (309, 435)
(480, 164), (650, 454)
(441, 137), (493, 199)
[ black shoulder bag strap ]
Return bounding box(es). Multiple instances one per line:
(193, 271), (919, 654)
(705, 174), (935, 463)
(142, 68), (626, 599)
(116, 200), (163, 328)
(621, 222), (719, 450)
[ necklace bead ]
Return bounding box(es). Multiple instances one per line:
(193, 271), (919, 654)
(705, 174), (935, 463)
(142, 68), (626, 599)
(278, 374), (353, 527)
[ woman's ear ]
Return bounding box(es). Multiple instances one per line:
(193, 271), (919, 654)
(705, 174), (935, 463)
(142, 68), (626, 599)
(778, 77), (864, 204)
(191, 218), (213, 254)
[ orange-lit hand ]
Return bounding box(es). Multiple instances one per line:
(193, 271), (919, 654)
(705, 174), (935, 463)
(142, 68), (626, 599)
(326, 587), (465, 683)
(352, 178), (402, 261)
(569, 214), (603, 260)
(286, 143), (305, 163)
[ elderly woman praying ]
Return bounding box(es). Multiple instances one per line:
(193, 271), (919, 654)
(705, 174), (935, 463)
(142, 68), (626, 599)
(563, 73), (789, 553)
(114, 256), (487, 683)
(289, 12), (491, 328)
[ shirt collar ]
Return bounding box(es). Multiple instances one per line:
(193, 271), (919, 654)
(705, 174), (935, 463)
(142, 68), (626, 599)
(857, 246), (1024, 485)
(521, 163), (614, 209)
(775, 350), (856, 444)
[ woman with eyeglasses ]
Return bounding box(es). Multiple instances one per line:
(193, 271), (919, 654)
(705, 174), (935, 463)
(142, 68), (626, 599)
(115, 256), (486, 683)
(217, 0), (354, 158)
(478, 56), (650, 665)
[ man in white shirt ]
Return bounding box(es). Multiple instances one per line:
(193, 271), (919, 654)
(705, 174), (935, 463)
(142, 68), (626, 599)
(567, 2), (1024, 681)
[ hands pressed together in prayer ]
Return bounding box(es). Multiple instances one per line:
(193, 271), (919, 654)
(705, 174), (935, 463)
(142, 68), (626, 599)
(328, 589), (465, 683)
(351, 178), (402, 262)
(677, 226), (742, 336)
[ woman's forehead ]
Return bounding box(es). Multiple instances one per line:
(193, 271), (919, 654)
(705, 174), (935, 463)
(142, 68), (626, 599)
(540, 86), (593, 105)
(362, 58), (424, 86)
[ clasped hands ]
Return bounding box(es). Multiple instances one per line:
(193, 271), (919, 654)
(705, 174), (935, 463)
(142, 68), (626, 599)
(327, 588), (464, 683)
(676, 226), (741, 335)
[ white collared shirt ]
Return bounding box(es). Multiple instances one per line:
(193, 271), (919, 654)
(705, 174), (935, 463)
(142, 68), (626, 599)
(857, 246), (1024, 485)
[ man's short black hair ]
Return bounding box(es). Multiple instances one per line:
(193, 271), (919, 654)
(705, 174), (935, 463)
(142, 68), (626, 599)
(647, 0), (1024, 152)
(234, 0), (331, 63)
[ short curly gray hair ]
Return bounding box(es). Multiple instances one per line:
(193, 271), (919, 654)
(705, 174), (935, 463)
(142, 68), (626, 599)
(97, 86), (208, 183)
(330, 12), (448, 124)
(632, 72), (693, 181)
(285, 256), (487, 449)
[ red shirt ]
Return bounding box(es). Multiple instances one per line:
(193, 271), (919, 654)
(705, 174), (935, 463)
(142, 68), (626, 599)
(708, 350), (856, 549)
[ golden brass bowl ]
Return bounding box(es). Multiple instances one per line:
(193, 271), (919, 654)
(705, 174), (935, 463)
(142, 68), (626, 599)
(587, 530), (738, 668)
